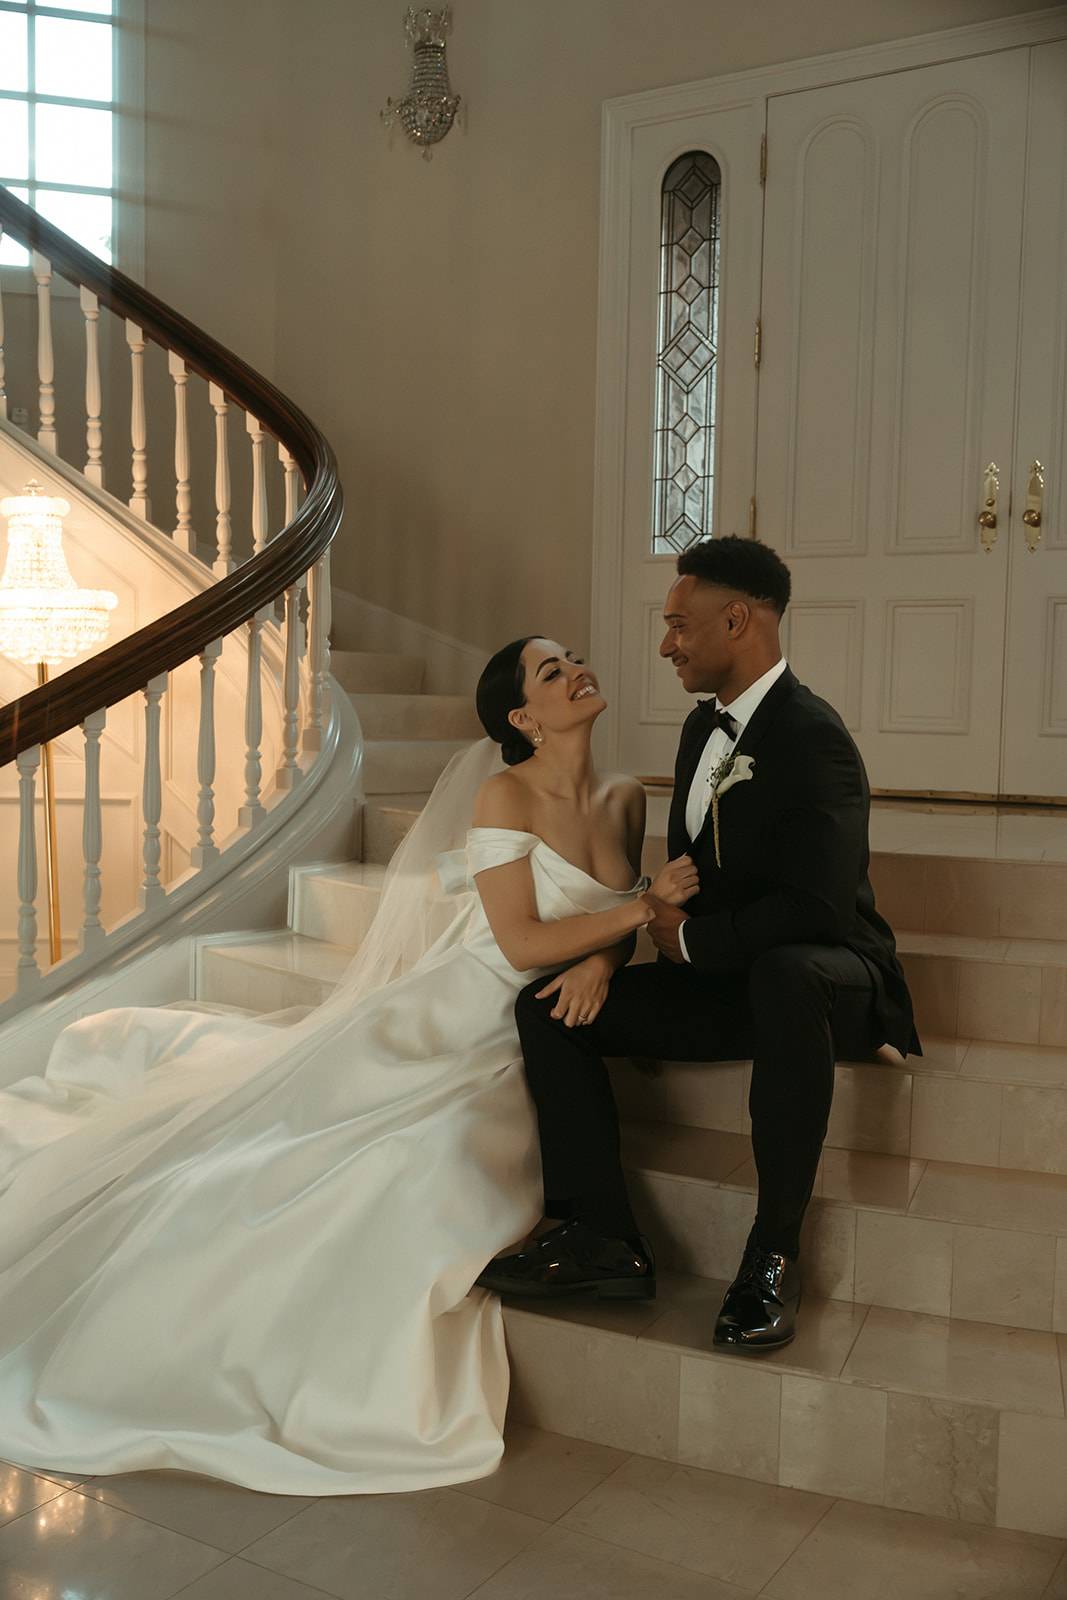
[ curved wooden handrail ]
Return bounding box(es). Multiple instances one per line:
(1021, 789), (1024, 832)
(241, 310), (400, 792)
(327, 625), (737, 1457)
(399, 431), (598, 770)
(0, 185), (343, 761)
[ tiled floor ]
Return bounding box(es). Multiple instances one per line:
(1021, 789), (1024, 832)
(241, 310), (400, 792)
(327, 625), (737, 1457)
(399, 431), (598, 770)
(2, 1422), (1066, 1599)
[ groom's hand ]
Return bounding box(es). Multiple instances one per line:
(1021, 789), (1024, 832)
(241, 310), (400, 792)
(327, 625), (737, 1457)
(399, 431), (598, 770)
(644, 892), (689, 963)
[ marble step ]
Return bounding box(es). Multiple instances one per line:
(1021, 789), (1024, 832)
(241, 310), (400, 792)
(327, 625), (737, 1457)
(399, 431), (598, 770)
(289, 861), (387, 947)
(895, 930), (1067, 1049)
(502, 1270), (1067, 1538)
(641, 834), (1067, 943)
(618, 1119), (1067, 1334)
(609, 1038), (1067, 1178)
(193, 925), (1067, 1326)
(300, 846), (1067, 1048)
(200, 867), (1067, 1171)
(196, 931), (355, 1011)
(349, 691), (483, 741)
(362, 738), (473, 795)
(330, 648), (424, 694)
(869, 853), (1067, 944)
(361, 793), (427, 863)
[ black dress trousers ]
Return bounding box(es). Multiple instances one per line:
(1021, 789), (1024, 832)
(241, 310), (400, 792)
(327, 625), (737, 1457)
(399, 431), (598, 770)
(515, 941), (881, 1259)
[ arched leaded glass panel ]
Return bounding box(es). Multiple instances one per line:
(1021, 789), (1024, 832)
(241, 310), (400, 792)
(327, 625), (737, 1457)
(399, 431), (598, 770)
(652, 151), (722, 556)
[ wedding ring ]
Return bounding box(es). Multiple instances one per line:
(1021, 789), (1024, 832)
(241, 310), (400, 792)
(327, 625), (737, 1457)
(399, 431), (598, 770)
(578, 1014), (590, 1024)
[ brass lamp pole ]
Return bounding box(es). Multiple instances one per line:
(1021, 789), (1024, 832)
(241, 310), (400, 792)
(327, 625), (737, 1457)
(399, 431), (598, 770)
(0, 481), (117, 969)
(35, 659), (62, 963)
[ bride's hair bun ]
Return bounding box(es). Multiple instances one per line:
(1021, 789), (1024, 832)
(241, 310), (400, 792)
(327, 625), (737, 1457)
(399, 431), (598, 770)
(476, 636), (540, 766)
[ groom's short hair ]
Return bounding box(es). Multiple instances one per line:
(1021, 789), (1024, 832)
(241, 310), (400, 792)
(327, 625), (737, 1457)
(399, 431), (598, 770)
(676, 536), (791, 617)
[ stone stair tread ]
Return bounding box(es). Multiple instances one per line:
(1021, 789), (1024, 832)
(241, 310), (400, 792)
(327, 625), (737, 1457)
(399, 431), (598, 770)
(365, 737), (472, 752)
(622, 1117), (1067, 1234)
(363, 791), (429, 814)
(353, 691), (473, 709)
(649, 802), (1067, 865)
(330, 649), (425, 694)
(160, 997), (312, 1026)
(294, 860), (388, 890)
(504, 1270), (1067, 1418)
(619, 1030), (1067, 1089)
(201, 930), (355, 984)
(349, 691), (483, 740)
(896, 928), (1067, 965)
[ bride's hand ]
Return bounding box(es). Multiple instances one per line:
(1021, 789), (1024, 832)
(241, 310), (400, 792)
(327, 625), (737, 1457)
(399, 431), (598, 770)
(648, 854), (700, 906)
(535, 953), (613, 1028)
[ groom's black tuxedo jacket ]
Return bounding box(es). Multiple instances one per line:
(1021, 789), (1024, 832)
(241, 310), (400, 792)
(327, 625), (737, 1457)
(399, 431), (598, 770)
(666, 664), (922, 1060)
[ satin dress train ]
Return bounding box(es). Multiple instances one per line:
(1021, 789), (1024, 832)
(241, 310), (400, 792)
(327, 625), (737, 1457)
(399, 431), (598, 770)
(0, 829), (644, 1495)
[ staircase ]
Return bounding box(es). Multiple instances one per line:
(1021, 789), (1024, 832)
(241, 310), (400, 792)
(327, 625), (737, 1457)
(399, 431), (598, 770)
(174, 642), (1067, 1542)
(0, 187), (348, 1025)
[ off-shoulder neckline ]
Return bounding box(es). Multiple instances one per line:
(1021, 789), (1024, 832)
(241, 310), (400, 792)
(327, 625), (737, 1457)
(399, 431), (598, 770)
(466, 825), (642, 895)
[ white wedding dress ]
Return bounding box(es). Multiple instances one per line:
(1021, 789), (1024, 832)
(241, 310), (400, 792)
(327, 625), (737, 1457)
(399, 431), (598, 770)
(0, 821), (645, 1495)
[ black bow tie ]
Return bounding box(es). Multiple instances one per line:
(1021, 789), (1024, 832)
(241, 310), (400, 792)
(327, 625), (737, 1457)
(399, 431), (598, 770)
(695, 699), (740, 741)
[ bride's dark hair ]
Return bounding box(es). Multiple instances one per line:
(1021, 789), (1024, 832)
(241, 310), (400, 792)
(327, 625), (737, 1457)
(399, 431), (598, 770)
(476, 636), (541, 766)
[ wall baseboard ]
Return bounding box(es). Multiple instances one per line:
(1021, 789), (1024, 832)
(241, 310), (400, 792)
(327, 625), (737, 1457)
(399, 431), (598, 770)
(329, 586), (487, 698)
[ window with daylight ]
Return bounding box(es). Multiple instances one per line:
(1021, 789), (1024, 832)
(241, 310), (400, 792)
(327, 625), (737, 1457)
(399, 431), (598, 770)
(652, 151), (722, 556)
(0, 0), (116, 266)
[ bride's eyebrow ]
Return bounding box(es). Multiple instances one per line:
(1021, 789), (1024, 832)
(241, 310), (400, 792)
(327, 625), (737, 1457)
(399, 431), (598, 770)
(535, 652), (577, 678)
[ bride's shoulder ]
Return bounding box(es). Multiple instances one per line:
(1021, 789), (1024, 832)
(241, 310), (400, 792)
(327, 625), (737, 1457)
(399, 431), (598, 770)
(471, 768), (533, 831)
(601, 772), (646, 817)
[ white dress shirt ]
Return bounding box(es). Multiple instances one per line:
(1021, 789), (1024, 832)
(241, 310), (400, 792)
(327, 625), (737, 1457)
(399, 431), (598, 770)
(676, 656), (788, 963)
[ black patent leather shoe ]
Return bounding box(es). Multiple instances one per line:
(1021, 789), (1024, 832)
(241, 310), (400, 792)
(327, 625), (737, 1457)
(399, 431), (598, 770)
(475, 1219), (656, 1300)
(713, 1245), (801, 1351)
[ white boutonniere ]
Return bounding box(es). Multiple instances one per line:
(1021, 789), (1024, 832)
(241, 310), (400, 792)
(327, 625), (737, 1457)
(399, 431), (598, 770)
(706, 752), (756, 867)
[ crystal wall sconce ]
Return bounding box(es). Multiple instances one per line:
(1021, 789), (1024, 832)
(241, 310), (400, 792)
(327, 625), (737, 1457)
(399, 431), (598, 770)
(381, 8), (462, 159)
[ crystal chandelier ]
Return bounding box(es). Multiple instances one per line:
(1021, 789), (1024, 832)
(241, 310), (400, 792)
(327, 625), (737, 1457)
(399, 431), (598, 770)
(381, 7), (461, 159)
(0, 480), (118, 665)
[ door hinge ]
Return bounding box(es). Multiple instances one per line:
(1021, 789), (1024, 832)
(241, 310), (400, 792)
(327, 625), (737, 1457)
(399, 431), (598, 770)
(748, 496), (758, 538)
(759, 133), (767, 185)
(754, 318), (762, 367)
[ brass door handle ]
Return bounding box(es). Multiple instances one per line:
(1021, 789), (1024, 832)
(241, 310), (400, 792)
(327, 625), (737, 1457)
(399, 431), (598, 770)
(978, 462), (999, 551)
(1022, 459), (1044, 551)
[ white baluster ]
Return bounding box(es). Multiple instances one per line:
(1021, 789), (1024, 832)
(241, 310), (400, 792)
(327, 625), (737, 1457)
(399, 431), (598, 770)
(168, 351), (194, 554)
(239, 609), (270, 827)
(80, 286), (104, 487)
(126, 320), (150, 519)
(246, 412), (267, 554)
(302, 554), (330, 753)
(15, 744), (42, 993)
(209, 383), (233, 576)
(276, 581), (305, 792)
(191, 638), (222, 866)
(276, 444), (305, 789)
(139, 672), (168, 910)
(322, 544), (333, 677)
(279, 440), (307, 636)
(32, 251), (57, 452)
(79, 708), (107, 953)
(280, 442), (300, 526)
(0, 227), (7, 419)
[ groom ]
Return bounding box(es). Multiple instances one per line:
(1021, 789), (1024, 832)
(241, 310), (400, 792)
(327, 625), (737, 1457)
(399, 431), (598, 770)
(478, 535), (922, 1350)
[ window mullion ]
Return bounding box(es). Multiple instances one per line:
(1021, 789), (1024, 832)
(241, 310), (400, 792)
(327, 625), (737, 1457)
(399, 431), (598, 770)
(26, 1), (35, 204)
(3, 0), (121, 269)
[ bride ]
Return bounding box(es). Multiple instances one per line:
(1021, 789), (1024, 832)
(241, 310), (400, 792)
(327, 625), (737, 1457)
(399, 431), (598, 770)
(0, 635), (687, 1496)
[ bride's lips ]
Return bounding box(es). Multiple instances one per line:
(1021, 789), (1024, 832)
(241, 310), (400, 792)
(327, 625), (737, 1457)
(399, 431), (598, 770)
(570, 680), (600, 701)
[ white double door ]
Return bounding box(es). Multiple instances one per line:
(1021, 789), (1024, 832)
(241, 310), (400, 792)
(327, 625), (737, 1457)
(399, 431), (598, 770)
(614, 36), (1067, 800)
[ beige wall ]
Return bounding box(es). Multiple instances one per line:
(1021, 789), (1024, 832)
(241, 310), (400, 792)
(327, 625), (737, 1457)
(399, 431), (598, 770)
(141, 0), (1040, 656)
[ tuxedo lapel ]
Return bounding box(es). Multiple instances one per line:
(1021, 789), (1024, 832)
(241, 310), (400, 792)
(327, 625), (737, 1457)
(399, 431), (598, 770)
(668, 709), (711, 856)
(683, 665), (799, 853)
(728, 664), (799, 765)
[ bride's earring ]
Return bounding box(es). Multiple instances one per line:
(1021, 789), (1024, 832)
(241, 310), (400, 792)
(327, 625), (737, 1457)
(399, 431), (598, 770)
(531, 726), (544, 746)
